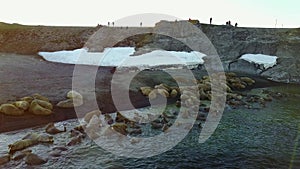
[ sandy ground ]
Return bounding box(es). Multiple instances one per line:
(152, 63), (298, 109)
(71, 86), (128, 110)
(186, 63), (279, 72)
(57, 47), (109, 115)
(0, 53), (147, 133)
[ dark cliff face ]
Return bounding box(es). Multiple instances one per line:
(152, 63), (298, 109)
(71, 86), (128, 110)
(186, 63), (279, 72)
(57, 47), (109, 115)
(0, 22), (299, 83)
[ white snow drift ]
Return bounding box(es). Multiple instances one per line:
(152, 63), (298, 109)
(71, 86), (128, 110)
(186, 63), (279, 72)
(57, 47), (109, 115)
(38, 47), (206, 69)
(240, 54), (278, 69)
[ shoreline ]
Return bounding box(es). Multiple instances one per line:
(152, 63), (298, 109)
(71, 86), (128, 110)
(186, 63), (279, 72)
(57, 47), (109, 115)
(0, 52), (285, 133)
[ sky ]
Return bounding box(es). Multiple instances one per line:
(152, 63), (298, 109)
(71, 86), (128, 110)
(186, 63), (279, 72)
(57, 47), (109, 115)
(0, 0), (299, 28)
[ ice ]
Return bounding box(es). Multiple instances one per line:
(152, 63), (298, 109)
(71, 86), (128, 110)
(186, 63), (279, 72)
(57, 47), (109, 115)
(38, 47), (206, 69)
(240, 54), (278, 69)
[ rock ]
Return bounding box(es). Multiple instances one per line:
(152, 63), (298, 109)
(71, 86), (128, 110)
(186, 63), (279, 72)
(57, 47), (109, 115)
(0, 154), (10, 165)
(45, 122), (66, 135)
(0, 103), (24, 116)
(25, 153), (47, 165)
(8, 139), (36, 154)
(32, 93), (49, 102)
(29, 100), (52, 115)
(170, 89), (178, 98)
(73, 125), (86, 133)
(56, 98), (82, 108)
(162, 124), (169, 132)
(84, 110), (101, 123)
(13, 101), (30, 111)
(111, 123), (128, 135)
(140, 87), (152, 96)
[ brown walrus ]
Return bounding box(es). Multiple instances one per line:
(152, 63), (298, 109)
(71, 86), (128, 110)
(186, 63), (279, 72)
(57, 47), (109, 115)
(45, 123), (66, 135)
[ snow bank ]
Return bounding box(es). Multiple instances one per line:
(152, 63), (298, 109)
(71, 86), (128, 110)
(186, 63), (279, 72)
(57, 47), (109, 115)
(240, 54), (278, 69)
(38, 47), (206, 69)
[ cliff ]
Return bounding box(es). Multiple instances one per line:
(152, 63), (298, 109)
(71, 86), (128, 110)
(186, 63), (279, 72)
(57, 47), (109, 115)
(0, 21), (299, 83)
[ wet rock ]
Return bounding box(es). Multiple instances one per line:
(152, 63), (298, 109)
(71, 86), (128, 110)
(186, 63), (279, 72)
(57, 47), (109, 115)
(0, 154), (10, 165)
(0, 103), (24, 116)
(25, 153), (47, 165)
(45, 122), (66, 135)
(70, 129), (81, 137)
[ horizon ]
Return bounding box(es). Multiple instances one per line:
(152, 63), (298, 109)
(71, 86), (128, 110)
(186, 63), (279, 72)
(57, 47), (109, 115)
(0, 0), (299, 28)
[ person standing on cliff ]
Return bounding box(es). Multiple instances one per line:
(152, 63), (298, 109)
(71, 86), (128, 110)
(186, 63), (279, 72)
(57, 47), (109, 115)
(235, 23), (238, 27)
(210, 17), (212, 24)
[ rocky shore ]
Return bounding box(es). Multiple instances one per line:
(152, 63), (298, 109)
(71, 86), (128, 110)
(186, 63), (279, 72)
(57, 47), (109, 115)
(0, 21), (299, 134)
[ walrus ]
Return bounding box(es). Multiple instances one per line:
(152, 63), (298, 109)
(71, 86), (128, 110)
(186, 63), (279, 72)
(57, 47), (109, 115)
(8, 139), (36, 154)
(32, 93), (49, 102)
(12, 150), (32, 161)
(45, 123), (66, 135)
(22, 133), (54, 143)
(13, 101), (30, 111)
(20, 96), (34, 104)
(84, 110), (101, 123)
(67, 135), (84, 146)
(56, 98), (82, 108)
(67, 90), (83, 100)
(0, 103), (24, 116)
(29, 100), (52, 115)
(35, 99), (53, 110)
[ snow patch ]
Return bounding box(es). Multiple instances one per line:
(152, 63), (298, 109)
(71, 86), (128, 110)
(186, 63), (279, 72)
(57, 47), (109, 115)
(38, 47), (206, 70)
(240, 54), (278, 69)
